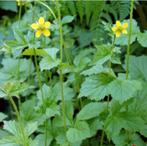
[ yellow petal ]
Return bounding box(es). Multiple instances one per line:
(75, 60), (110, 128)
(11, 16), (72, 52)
(43, 29), (51, 37)
(115, 31), (121, 37)
(38, 17), (45, 25)
(31, 23), (38, 30)
(122, 29), (127, 34)
(44, 21), (51, 29)
(35, 30), (42, 38)
(116, 20), (121, 27)
(122, 22), (128, 29)
(112, 26), (117, 32)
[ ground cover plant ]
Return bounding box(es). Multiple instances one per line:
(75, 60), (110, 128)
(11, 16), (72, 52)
(0, 0), (147, 146)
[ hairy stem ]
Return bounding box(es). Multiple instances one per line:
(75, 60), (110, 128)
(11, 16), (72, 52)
(126, 0), (134, 79)
(33, 49), (48, 146)
(9, 96), (29, 146)
(56, 1), (67, 130)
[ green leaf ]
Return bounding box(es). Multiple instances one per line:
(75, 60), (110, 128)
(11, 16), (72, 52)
(129, 55), (147, 81)
(79, 73), (115, 100)
(22, 49), (48, 56)
(89, 118), (103, 136)
(81, 64), (110, 76)
(77, 102), (106, 120)
(0, 81), (32, 98)
(78, 31), (94, 47)
(39, 48), (60, 71)
(3, 120), (19, 136)
(0, 58), (34, 82)
(46, 106), (60, 118)
(53, 82), (75, 101)
(108, 78), (142, 103)
(20, 99), (38, 122)
(44, 48), (59, 60)
(25, 122), (38, 136)
(34, 134), (53, 146)
(40, 57), (60, 71)
(62, 15), (74, 24)
(94, 44), (111, 63)
(0, 113), (7, 122)
(105, 101), (146, 139)
(112, 132), (145, 146)
(0, 1), (17, 12)
(137, 31), (147, 47)
(66, 121), (90, 143)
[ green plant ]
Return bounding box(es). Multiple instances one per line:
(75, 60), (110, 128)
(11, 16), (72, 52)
(0, 1), (147, 146)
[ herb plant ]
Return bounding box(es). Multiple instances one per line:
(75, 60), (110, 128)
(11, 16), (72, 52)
(0, 0), (147, 146)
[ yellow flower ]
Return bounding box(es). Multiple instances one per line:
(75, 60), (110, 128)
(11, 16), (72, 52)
(31, 17), (51, 38)
(112, 20), (128, 37)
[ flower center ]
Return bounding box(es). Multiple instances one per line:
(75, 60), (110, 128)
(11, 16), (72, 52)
(38, 24), (45, 31)
(117, 27), (123, 33)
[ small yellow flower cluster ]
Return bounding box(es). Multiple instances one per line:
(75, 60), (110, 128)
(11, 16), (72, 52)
(31, 17), (51, 38)
(112, 20), (128, 37)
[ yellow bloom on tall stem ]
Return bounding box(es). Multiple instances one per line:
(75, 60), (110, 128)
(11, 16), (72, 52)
(112, 20), (128, 37)
(31, 17), (51, 38)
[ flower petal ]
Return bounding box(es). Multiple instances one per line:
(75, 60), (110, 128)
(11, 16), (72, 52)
(43, 29), (51, 37)
(44, 21), (51, 29)
(112, 26), (117, 32)
(116, 20), (121, 27)
(31, 23), (38, 30)
(35, 30), (42, 38)
(115, 31), (121, 37)
(38, 17), (45, 25)
(122, 22), (128, 29)
(122, 29), (127, 34)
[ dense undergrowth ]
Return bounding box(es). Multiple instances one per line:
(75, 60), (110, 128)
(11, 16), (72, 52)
(0, 0), (147, 146)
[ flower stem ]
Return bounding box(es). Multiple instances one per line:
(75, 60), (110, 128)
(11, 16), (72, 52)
(56, 1), (67, 131)
(126, 0), (134, 80)
(36, 0), (57, 20)
(9, 96), (29, 146)
(100, 129), (105, 146)
(33, 49), (48, 146)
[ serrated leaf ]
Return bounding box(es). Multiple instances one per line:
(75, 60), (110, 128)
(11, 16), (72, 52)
(105, 101), (147, 139)
(25, 122), (38, 136)
(46, 106), (60, 118)
(137, 31), (147, 47)
(66, 121), (90, 143)
(79, 73), (115, 100)
(77, 102), (106, 120)
(108, 79), (142, 103)
(40, 57), (60, 71)
(81, 64), (110, 76)
(129, 55), (147, 81)
(34, 134), (53, 146)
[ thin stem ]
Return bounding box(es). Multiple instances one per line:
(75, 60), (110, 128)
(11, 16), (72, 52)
(56, 1), (67, 130)
(126, 0), (134, 80)
(33, 49), (48, 146)
(109, 36), (116, 70)
(17, 4), (22, 107)
(36, 0), (57, 20)
(18, 4), (22, 21)
(100, 129), (105, 146)
(100, 36), (116, 146)
(9, 96), (29, 146)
